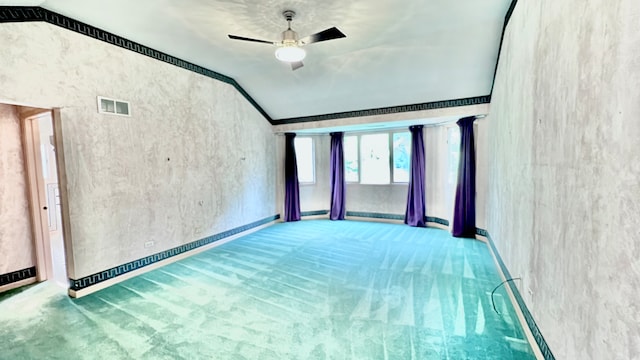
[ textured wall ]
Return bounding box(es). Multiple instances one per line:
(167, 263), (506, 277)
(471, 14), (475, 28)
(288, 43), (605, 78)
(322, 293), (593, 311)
(425, 126), (450, 221)
(487, 0), (640, 359)
(0, 104), (36, 275)
(475, 120), (488, 228)
(345, 183), (408, 215)
(0, 22), (276, 279)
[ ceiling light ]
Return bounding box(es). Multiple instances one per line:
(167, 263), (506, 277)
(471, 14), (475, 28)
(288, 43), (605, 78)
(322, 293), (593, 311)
(275, 46), (306, 62)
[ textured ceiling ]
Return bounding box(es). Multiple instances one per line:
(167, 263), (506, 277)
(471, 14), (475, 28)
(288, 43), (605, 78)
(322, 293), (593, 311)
(2, 0), (510, 120)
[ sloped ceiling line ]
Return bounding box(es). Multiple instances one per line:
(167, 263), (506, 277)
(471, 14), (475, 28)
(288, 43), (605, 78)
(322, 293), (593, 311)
(490, 0), (519, 94)
(0, 6), (273, 122)
(0, 5), (507, 125)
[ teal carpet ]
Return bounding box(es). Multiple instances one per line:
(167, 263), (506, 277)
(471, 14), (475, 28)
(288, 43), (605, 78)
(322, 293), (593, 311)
(0, 220), (535, 359)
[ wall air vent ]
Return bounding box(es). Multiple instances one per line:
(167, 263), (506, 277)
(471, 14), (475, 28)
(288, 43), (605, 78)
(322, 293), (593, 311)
(97, 96), (131, 116)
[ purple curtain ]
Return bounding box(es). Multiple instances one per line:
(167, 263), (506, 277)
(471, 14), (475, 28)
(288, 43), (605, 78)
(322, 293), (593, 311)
(404, 125), (426, 227)
(452, 116), (476, 237)
(284, 133), (301, 222)
(329, 132), (346, 220)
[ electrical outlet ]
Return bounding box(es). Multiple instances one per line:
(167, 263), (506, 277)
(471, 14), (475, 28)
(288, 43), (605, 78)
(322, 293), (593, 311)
(144, 240), (154, 248)
(194, 227), (202, 235)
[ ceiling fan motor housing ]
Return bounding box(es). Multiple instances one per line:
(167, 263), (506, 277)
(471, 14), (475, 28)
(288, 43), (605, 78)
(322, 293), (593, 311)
(282, 29), (298, 46)
(281, 10), (298, 46)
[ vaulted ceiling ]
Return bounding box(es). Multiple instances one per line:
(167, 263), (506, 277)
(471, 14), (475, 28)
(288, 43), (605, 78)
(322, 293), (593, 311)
(2, 0), (511, 122)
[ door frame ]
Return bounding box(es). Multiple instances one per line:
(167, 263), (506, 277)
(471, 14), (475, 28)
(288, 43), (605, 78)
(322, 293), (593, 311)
(21, 108), (55, 282)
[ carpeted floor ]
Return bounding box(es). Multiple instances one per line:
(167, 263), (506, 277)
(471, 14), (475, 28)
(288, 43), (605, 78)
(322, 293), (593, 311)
(0, 220), (535, 359)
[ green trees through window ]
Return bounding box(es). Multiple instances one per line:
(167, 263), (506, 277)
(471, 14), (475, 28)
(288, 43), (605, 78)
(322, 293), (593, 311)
(344, 131), (411, 184)
(344, 136), (359, 182)
(392, 132), (411, 182)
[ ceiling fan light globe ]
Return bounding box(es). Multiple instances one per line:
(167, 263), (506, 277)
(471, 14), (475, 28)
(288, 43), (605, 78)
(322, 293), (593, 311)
(275, 46), (306, 62)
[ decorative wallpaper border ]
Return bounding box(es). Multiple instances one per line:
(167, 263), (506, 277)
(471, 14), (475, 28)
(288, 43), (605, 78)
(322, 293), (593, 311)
(345, 212), (451, 227)
(345, 211), (405, 221)
(0, 6), (272, 122)
(69, 214), (280, 291)
(0, 266), (36, 286)
(301, 210), (329, 217)
(476, 228), (555, 360)
(272, 96), (492, 125)
(475, 227), (489, 237)
(426, 216), (449, 226)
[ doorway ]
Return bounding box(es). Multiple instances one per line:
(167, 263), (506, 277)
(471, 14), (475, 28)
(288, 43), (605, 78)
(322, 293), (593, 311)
(21, 107), (68, 287)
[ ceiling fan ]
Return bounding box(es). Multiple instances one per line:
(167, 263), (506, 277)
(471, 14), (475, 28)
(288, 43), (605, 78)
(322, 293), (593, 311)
(228, 10), (346, 71)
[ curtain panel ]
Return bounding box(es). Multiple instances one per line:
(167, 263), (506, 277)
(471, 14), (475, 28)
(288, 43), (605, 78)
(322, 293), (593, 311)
(284, 133), (301, 222)
(452, 116), (476, 237)
(329, 132), (346, 220)
(404, 125), (426, 227)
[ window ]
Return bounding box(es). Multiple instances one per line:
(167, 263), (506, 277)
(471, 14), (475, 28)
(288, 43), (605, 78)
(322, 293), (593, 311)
(392, 132), (411, 182)
(447, 127), (461, 186)
(345, 131), (412, 184)
(360, 133), (390, 184)
(344, 135), (359, 182)
(294, 137), (314, 183)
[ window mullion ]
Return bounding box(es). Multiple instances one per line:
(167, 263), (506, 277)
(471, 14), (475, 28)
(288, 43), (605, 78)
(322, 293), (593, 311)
(389, 132), (393, 184)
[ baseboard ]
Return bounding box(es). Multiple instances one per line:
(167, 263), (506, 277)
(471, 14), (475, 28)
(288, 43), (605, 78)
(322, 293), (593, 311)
(345, 212), (405, 226)
(0, 266), (37, 288)
(0, 267), (37, 294)
(477, 228), (555, 360)
(68, 215), (280, 298)
(346, 211), (404, 221)
(425, 216), (449, 230)
(425, 222), (448, 230)
(345, 212), (451, 229)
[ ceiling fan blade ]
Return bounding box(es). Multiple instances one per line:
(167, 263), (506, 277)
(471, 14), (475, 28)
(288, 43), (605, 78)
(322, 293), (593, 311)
(299, 27), (346, 45)
(291, 61), (304, 71)
(228, 34), (275, 45)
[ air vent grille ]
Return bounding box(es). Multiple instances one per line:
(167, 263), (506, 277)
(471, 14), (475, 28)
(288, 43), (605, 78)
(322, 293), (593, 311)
(97, 96), (131, 116)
